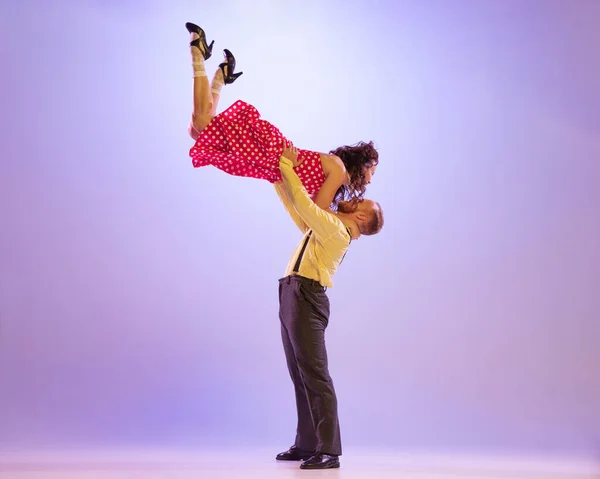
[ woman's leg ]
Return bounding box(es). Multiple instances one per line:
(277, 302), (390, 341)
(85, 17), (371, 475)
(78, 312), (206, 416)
(208, 49), (242, 117)
(189, 32), (214, 139)
(209, 68), (225, 117)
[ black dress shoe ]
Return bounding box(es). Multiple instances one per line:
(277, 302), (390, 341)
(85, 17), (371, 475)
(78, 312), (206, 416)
(300, 453), (340, 469)
(218, 49), (243, 84)
(275, 445), (314, 461)
(184, 22), (214, 60)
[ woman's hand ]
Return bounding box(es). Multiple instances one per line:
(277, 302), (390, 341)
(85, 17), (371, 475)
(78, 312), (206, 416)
(282, 140), (303, 168)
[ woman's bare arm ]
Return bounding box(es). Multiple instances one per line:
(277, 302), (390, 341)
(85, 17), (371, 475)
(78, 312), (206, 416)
(313, 155), (347, 210)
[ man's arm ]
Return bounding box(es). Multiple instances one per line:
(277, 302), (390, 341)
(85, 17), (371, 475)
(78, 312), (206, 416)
(279, 156), (342, 240)
(273, 181), (308, 234)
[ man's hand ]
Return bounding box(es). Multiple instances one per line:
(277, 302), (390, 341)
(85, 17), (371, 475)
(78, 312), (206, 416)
(282, 140), (303, 168)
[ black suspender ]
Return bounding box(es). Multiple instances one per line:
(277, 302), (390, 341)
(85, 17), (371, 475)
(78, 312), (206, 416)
(292, 228), (352, 274)
(339, 227), (352, 265)
(293, 231), (312, 273)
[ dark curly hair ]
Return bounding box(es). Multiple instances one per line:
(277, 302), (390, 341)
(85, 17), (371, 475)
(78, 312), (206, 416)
(329, 141), (379, 206)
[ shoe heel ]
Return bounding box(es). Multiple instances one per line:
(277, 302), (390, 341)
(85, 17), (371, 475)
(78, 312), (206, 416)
(189, 31), (213, 60)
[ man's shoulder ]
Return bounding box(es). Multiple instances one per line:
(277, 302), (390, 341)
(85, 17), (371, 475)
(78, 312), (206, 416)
(319, 208), (345, 227)
(313, 214), (351, 242)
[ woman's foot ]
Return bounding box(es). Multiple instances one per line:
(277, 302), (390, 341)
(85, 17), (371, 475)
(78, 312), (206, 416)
(186, 22), (214, 60)
(219, 49), (243, 84)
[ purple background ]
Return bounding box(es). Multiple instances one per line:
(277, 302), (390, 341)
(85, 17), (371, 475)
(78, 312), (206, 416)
(1, 0), (599, 459)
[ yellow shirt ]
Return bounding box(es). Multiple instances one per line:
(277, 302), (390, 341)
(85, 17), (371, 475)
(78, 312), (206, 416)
(274, 156), (352, 288)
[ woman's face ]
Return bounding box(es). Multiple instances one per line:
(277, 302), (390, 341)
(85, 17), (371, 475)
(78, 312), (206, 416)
(364, 163), (377, 185)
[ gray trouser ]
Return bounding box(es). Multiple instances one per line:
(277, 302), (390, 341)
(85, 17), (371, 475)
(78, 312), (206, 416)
(278, 275), (342, 456)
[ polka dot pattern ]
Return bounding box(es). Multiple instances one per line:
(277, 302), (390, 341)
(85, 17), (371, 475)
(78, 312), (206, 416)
(189, 100), (326, 195)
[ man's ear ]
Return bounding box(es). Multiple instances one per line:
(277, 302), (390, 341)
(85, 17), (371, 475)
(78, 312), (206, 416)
(354, 211), (368, 222)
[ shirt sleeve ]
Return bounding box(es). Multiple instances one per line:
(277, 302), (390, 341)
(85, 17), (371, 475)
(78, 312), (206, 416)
(279, 156), (343, 240)
(273, 181), (308, 234)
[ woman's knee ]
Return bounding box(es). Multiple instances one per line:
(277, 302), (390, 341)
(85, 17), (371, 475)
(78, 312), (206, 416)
(191, 114), (213, 135)
(188, 121), (200, 140)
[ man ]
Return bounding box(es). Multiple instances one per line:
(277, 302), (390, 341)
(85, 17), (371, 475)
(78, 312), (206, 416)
(273, 142), (384, 470)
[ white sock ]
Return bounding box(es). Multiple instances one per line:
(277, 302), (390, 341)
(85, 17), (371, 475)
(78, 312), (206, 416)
(193, 60), (207, 78)
(190, 33), (207, 78)
(211, 68), (224, 95)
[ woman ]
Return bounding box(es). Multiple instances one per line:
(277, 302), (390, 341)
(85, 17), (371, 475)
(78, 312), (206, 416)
(185, 22), (378, 210)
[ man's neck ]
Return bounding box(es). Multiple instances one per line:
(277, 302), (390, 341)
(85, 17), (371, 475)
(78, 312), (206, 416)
(336, 213), (361, 239)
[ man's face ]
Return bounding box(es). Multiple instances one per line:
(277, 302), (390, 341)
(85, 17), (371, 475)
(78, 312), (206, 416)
(338, 198), (382, 236)
(337, 199), (374, 216)
(337, 200), (356, 214)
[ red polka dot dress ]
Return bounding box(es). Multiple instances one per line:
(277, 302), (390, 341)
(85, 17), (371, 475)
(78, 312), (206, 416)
(189, 100), (326, 195)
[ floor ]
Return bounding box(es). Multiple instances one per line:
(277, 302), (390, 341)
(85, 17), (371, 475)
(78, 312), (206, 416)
(0, 449), (598, 479)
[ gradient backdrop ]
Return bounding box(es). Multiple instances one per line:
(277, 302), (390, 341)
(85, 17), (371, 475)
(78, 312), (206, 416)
(1, 0), (599, 460)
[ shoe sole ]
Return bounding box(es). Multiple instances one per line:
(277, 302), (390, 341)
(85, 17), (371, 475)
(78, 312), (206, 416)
(300, 462), (340, 469)
(276, 457), (312, 461)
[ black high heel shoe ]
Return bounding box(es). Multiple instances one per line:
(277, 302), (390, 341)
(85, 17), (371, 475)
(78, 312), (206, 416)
(219, 49), (243, 84)
(185, 22), (214, 60)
